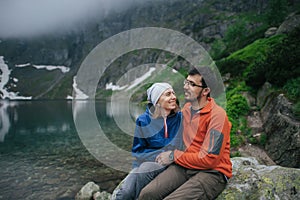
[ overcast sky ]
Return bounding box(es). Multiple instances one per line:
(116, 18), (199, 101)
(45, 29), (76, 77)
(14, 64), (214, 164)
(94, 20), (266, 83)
(0, 0), (142, 38)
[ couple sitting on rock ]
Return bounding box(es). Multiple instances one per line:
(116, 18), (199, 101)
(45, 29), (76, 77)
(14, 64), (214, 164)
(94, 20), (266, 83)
(112, 67), (232, 200)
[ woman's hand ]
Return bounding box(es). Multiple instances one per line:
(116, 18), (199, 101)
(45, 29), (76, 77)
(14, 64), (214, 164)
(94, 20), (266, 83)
(155, 151), (173, 166)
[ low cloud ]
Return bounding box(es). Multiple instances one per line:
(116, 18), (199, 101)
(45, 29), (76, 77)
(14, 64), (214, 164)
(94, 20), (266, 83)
(0, 0), (138, 38)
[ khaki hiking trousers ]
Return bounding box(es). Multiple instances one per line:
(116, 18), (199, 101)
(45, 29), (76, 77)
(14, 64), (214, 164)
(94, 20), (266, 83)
(139, 164), (227, 200)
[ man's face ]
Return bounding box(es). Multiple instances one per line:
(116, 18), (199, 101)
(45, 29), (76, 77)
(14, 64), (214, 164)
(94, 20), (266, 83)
(183, 74), (204, 102)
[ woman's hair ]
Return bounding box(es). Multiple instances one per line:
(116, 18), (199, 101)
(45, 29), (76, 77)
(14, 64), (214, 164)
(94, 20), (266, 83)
(152, 99), (180, 119)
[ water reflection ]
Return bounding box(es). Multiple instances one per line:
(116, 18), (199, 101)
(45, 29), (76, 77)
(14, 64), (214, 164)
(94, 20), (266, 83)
(0, 100), (139, 199)
(106, 100), (142, 136)
(0, 100), (74, 143)
(0, 101), (10, 141)
(73, 100), (144, 172)
(0, 100), (18, 142)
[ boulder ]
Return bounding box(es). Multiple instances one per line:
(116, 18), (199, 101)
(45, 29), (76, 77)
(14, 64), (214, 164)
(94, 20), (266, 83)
(256, 82), (273, 109)
(265, 27), (277, 38)
(93, 191), (112, 200)
(75, 181), (100, 200)
(251, 82), (299, 168)
(77, 157), (300, 200)
(261, 94), (300, 168)
(217, 157), (300, 200)
(277, 13), (300, 34)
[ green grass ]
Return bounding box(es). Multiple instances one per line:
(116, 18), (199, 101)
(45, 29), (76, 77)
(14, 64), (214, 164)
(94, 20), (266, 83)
(228, 34), (286, 63)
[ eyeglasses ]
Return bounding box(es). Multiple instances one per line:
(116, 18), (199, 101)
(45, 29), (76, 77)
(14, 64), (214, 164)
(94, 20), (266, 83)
(183, 79), (204, 88)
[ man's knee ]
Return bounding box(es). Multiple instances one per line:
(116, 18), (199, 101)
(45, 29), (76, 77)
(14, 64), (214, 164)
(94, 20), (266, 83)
(139, 186), (159, 200)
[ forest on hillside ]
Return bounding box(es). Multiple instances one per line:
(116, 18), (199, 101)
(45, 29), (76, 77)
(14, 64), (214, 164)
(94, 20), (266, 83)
(0, 0), (299, 162)
(211, 1), (300, 150)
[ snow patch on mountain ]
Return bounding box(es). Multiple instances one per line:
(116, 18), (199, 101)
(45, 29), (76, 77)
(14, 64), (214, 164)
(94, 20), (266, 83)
(0, 56), (32, 99)
(15, 63), (70, 73)
(67, 76), (89, 100)
(106, 67), (157, 91)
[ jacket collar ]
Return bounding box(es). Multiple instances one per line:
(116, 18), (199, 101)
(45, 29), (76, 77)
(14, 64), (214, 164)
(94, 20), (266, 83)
(183, 97), (214, 114)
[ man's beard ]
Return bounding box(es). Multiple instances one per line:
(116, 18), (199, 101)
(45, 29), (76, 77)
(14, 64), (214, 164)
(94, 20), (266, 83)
(184, 91), (202, 103)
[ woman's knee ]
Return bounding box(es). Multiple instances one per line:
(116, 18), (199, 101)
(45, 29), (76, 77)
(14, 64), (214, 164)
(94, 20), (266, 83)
(114, 187), (134, 200)
(138, 161), (164, 173)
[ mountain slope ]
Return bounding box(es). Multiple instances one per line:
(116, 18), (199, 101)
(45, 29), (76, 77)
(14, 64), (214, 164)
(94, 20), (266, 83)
(0, 0), (276, 99)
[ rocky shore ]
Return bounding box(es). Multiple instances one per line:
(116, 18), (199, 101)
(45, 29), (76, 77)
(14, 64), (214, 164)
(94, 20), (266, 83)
(75, 156), (300, 200)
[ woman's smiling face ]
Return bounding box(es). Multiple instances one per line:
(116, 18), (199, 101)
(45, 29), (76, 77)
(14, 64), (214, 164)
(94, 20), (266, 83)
(157, 88), (177, 111)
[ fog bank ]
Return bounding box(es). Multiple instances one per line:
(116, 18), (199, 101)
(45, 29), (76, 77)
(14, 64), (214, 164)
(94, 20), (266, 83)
(0, 0), (147, 38)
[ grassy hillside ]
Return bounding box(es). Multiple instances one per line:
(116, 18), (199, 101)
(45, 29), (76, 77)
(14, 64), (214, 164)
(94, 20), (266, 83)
(215, 26), (300, 150)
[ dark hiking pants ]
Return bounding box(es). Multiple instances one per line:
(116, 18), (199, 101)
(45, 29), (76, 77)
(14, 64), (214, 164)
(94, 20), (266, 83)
(139, 164), (227, 200)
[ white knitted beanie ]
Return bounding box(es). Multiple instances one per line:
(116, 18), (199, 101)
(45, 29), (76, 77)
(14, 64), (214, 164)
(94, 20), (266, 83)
(147, 82), (172, 105)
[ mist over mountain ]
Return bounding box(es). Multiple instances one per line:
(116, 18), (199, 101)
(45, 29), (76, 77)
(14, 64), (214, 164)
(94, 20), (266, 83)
(0, 0), (150, 38)
(0, 0), (298, 100)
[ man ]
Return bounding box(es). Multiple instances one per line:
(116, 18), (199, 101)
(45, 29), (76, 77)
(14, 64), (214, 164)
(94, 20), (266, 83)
(138, 67), (232, 200)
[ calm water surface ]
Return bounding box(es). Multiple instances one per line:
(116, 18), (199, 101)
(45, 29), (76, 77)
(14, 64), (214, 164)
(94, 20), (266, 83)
(0, 100), (142, 200)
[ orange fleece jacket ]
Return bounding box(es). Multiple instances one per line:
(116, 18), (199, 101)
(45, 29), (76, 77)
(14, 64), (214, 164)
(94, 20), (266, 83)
(174, 97), (232, 178)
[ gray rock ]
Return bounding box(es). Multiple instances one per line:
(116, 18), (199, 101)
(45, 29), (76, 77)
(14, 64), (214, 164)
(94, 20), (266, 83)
(246, 82), (299, 168)
(261, 94), (300, 168)
(238, 143), (276, 166)
(93, 191), (112, 200)
(77, 157), (300, 200)
(242, 91), (257, 108)
(265, 27), (278, 38)
(217, 157), (300, 200)
(277, 13), (300, 34)
(75, 181), (100, 200)
(247, 111), (264, 134)
(256, 82), (273, 109)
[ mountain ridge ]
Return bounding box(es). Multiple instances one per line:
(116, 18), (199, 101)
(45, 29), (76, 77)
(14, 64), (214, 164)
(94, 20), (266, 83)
(0, 0), (275, 99)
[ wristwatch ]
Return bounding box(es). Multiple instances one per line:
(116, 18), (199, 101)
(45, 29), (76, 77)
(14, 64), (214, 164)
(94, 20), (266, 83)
(169, 151), (174, 162)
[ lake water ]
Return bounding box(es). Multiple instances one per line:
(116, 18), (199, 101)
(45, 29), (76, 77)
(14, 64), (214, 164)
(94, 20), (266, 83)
(0, 100), (143, 200)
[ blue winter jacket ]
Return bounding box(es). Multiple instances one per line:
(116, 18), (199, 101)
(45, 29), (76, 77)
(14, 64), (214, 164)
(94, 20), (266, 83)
(132, 103), (183, 168)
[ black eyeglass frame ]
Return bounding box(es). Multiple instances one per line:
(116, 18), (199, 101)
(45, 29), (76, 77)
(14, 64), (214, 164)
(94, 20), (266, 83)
(183, 79), (205, 88)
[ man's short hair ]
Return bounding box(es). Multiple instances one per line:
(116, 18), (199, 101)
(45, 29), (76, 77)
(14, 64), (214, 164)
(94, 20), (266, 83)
(188, 68), (208, 88)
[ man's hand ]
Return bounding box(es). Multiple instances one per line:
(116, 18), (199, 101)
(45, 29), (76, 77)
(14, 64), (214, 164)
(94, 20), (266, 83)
(155, 150), (174, 166)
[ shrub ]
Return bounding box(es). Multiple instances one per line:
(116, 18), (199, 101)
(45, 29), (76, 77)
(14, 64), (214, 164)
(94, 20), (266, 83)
(259, 133), (267, 146)
(217, 58), (248, 77)
(264, 40), (300, 87)
(227, 94), (249, 121)
(210, 39), (227, 60)
(244, 61), (267, 89)
(243, 27), (300, 89)
(226, 93), (250, 147)
(224, 19), (248, 53)
(283, 77), (300, 101)
(250, 28), (300, 87)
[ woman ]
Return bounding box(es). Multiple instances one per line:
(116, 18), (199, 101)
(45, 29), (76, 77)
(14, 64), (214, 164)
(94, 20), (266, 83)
(112, 82), (183, 200)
